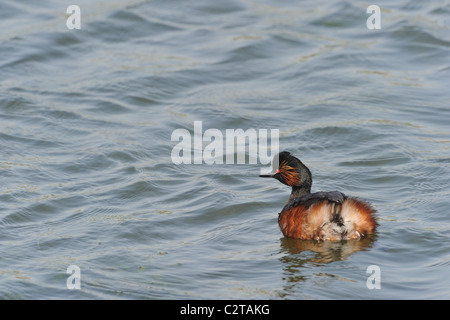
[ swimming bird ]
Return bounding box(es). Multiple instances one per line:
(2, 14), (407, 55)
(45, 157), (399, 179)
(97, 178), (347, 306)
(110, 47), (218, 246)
(260, 151), (377, 240)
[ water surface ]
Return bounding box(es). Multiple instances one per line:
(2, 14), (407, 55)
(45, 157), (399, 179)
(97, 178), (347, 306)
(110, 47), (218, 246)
(0, 0), (449, 299)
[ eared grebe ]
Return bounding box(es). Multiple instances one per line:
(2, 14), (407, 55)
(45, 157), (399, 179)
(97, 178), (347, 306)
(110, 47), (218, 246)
(260, 151), (377, 240)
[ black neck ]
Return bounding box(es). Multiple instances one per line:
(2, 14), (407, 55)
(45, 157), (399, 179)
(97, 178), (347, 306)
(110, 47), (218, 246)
(289, 163), (312, 201)
(289, 182), (311, 201)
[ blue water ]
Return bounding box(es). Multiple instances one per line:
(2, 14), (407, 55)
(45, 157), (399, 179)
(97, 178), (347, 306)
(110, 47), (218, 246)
(0, 0), (449, 299)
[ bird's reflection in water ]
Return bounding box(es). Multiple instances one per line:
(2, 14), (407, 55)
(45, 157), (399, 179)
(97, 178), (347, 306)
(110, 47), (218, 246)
(280, 236), (376, 264)
(279, 236), (377, 287)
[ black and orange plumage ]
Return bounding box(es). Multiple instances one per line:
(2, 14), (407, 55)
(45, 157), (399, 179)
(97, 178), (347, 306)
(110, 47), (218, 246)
(260, 151), (377, 240)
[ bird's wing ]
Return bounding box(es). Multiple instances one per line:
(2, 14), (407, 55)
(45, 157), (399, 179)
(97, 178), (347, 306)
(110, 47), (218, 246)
(282, 191), (346, 212)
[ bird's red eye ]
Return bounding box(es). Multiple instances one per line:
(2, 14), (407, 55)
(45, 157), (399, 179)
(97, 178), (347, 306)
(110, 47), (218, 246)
(276, 169), (280, 174)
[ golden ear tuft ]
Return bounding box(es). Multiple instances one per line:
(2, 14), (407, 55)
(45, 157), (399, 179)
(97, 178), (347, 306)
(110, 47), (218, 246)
(279, 160), (300, 187)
